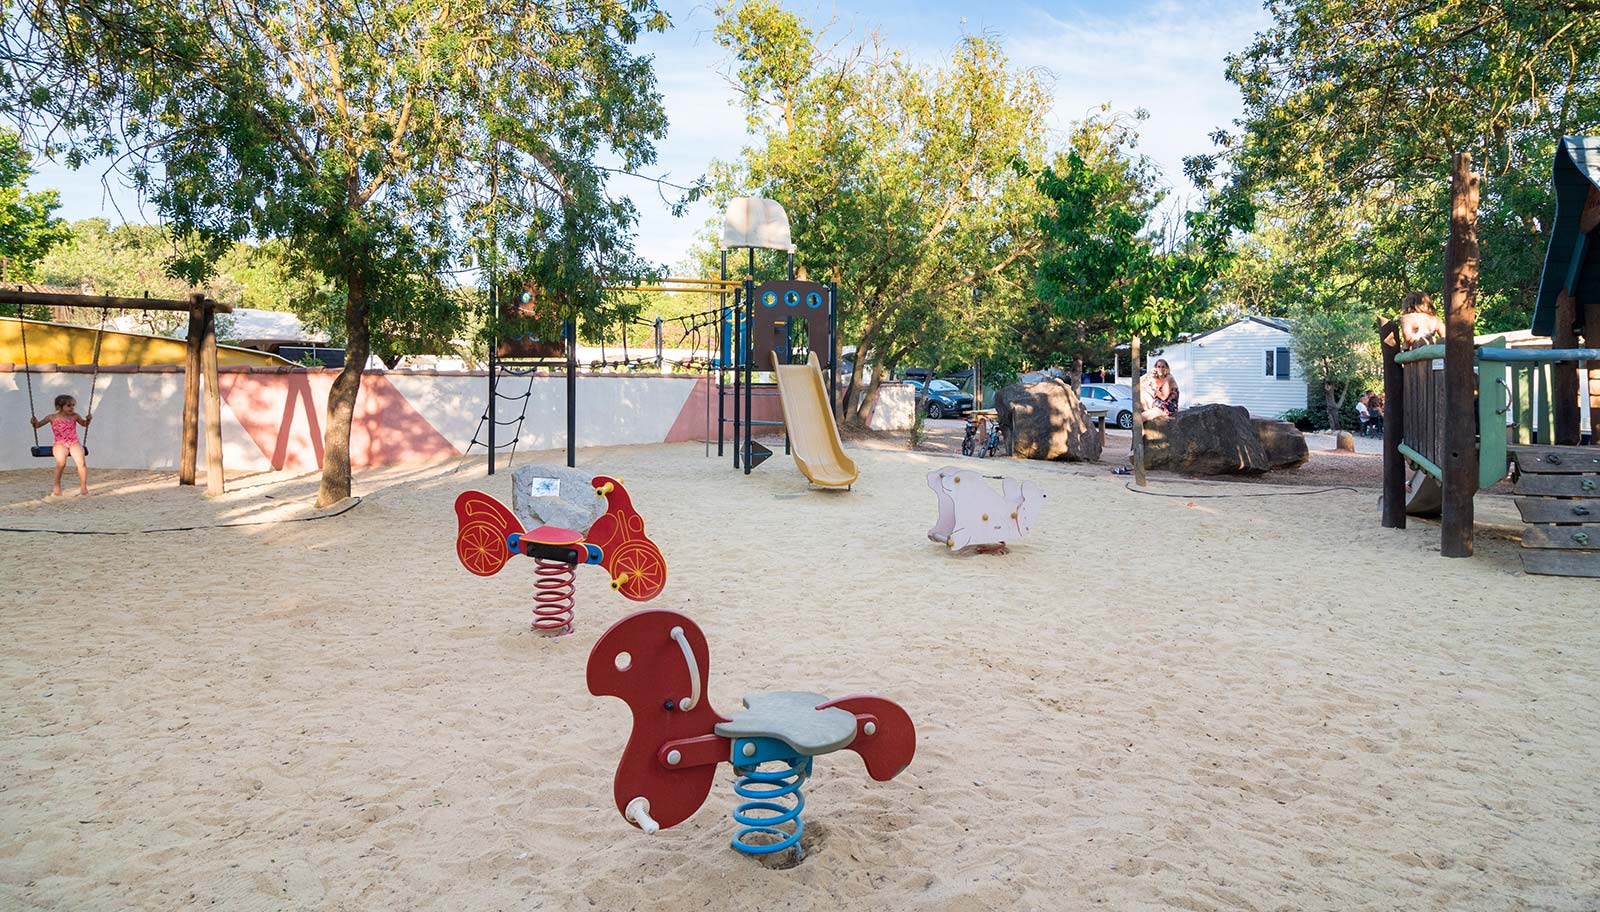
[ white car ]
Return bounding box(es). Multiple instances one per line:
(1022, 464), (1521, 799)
(1079, 383), (1136, 429)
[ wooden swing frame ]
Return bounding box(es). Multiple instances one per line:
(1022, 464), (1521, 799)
(3, 289), (233, 496)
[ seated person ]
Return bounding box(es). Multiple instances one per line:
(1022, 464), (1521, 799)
(1141, 359), (1179, 420)
(1398, 291), (1445, 350)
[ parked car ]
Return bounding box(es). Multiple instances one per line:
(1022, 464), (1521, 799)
(905, 378), (974, 419)
(1018, 367), (1069, 385)
(1080, 383), (1136, 429)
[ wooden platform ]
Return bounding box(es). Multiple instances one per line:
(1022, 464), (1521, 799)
(1509, 445), (1600, 577)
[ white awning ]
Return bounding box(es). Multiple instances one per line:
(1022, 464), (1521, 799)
(720, 197), (794, 252)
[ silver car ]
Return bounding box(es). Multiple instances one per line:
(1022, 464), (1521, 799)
(1080, 383), (1136, 429)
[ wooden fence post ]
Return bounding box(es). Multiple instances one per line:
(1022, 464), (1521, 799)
(179, 294), (205, 486)
(1552, 290), (1581, 445)
(200, 302), (226, 495)
(1441, 153), (1480, 558)
(1379, 318), (1406, 529)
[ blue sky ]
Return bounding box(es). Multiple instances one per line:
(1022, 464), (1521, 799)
(27, 0), (1270, 273)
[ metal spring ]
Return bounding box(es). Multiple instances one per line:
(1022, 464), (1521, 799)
(730, 756), (809, 856)
(531, 558), (575, 635)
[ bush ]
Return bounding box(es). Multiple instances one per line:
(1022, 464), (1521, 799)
(1278, 407), (1317, 431)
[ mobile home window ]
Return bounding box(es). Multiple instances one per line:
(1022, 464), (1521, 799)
(1265, 350), (1274, 376)
(1274, 347), (1291, 380)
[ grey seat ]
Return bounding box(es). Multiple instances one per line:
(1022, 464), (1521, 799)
(714, 691), (859, 756)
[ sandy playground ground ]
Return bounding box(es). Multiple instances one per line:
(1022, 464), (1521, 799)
(1, 441), (1597, 911)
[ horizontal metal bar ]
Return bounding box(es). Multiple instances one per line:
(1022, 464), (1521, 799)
(721, 419), (786, 426)
(1395, 343), (1600, 365)
(1397, 443), (1444, 481)
(1477, 346), (1600, 363)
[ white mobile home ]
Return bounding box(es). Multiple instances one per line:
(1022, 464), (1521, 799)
(1153, 316), (1307, 419)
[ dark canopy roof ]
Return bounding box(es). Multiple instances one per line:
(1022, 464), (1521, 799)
(1532, 136), (1600, 336)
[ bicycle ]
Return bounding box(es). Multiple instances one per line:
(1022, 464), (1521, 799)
(980, 421), (1004, 458)
(961, 417), (979, 457)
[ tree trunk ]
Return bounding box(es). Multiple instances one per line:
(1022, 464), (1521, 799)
(1131, 333), (1146, 486)
(1324, 383), (1342, 431)
(316, 269), (370, 508)
(851, 356), (888, 426)
(1440, 152), (1480, 559)
(1071, 319), (1085, 390)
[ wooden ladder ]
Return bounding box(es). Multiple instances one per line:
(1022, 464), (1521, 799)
(1510, 445), (1600, 577)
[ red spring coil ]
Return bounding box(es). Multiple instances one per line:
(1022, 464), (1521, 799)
(531, 558), (576, 635)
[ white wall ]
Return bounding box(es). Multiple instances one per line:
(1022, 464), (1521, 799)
(1156, 320), (1307, 419)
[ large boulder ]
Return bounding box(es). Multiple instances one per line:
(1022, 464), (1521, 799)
(1252, 417), (1310, 469)
(994, 380), (1102, 462)
(1143, 403), (1269, 475)
(510, 464), (606, 533)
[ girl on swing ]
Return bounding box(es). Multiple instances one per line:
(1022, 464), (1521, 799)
(31, 394), (92, 496)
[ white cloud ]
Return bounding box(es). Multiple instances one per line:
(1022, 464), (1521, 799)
(1010, 0), (1270, 194)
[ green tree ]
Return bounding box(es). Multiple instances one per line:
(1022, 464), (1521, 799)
(0, 127), (70, 281)
(1033, 114), (1248, 481)
(1286, 304), (1381, 431)
(710, 1), (1049, 424)
(5, 1), (669, 506)
(1209, 0), (1600, 331)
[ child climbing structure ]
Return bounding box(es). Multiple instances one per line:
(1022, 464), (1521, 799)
(717, 198), (858, 489)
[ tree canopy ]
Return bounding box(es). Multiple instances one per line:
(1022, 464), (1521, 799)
(0, 127), (70, 280)
(4, 0), (672, 504)
(1209, 0), (1600, 331)
(708, 0), (1050, 422)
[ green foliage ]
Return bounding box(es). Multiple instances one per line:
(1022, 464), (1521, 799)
(1033, 110), (1249, 351)
(1285, 304), (1381, 429)
(1277, 407), (1316, 432)
(1209, 0), (1600, 331)
(0, 128), (71, 279)
(5, 0), (672, 502)
(709, 1), (1051, 422)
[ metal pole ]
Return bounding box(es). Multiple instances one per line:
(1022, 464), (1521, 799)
(828, 281), (839, 421)
(488, 286), (497, 476)
(655, 316), (664, 371)
(718, 249), (727, 459)
(566, 316), (577, 468)
(745, 249), (755, 475)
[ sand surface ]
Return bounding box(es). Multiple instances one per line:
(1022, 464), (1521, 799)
(2, 444), (1597, 911)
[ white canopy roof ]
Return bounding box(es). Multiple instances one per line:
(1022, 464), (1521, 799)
(162, 307), (329, 344)
(720, 197), (795, 252)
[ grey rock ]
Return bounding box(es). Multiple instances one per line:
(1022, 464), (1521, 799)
(994, 380), (1102, 462)
(1143, 403), (1269, 475)
(1252, 417), (1310, 469)
(510, 464), (605, 533)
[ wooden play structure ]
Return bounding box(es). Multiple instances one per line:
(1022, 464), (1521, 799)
(585, 609), (914, 862)
(453, 475), (666, 635)
(3, 288), (239, 495)
(926, 466), (1046, 553)
(1380, 142), (1600, 577)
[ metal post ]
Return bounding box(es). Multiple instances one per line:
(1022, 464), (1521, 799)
(488, 284), (497, 476)
(718, 250), (727, 459)
(744, 247), (755, 475)
(1379, 319), (1406, 529)
(655, 316), (664, 371)
(732, 293), (742, 468)
(828, 282), (839, 420)
(566, 317), (577, 468)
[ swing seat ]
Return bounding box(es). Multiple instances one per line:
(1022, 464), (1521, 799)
(30, 445), (87, 458)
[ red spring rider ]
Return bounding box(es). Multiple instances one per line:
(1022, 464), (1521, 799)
(454, 475), (666, 635)
(586, 609), (916, 862)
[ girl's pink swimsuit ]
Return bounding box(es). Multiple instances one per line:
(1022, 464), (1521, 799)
(51, 417), (81, 446)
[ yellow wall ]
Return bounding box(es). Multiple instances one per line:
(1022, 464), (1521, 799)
(1, 318), (290, 368)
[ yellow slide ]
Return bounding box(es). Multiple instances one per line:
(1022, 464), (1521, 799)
(770, 351), (859, 489)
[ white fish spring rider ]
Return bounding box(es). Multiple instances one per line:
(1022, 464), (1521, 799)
(926, 466), (1046, 554)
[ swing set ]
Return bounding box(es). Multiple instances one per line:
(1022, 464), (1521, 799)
(2, 288), (233, 495)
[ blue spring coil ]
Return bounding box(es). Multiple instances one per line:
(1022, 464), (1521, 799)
(730, 755), (811, 855)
